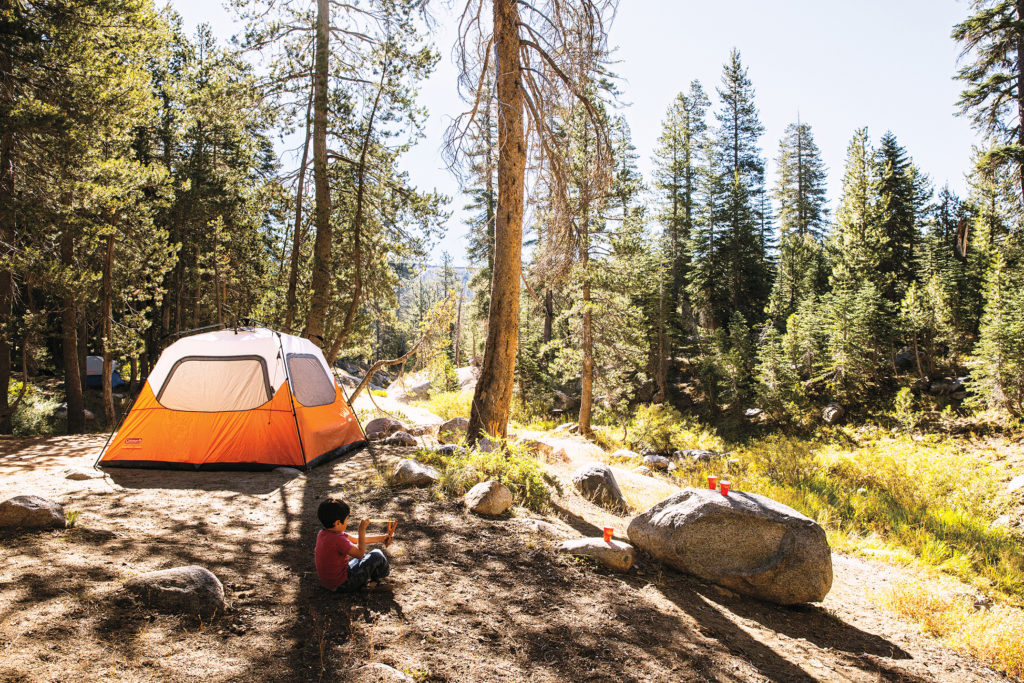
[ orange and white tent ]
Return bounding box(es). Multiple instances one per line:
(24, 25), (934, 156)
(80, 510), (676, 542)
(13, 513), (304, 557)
(98, 326), (366, 470)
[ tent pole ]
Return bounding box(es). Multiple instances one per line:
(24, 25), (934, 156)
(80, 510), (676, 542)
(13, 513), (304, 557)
(276, 332), (309, 470)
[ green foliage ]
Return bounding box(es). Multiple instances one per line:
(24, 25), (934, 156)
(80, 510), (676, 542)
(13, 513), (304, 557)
(412, 439), (555, 512)
(893, 387), (922, 431)
(969, 251), (1024, 416)
(429, 353), (459, 394)
(9, 381), (61, 437)
(64, 508), (81, 528)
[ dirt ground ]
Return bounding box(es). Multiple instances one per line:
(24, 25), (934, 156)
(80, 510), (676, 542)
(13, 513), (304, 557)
(0, 433), (1009, 682)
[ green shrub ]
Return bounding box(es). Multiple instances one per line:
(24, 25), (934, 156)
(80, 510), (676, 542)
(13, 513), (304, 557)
(412, 438), (555, 512)
(9, 380), (61, 436)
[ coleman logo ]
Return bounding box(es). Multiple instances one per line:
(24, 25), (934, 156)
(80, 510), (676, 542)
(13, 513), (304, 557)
(124, 438), (142, 448)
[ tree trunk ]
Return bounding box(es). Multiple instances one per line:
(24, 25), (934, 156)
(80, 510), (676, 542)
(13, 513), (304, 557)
(578, 253), (594, 436)
(0, 45), (13, 433)
(542, 289), (553, 344)
(305, 0), (332, 344)
(77, 310), (88, 393)
(467, 0), (524, 444)
(285, 88), (314, 329)
(101, 233), (115, 428)
(455, 284), (464, 365)
(1017, 0), (1024, 209)
(61, 228), (85, 433)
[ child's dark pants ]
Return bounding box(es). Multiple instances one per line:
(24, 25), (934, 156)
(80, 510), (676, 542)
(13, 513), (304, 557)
(339, 549), (390, 591)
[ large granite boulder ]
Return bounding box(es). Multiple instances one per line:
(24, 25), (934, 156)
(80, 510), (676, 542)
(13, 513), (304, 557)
(643, 454), (670, 471)
(557, 538), (635, 572)
(391, 459), (440, 487)
(627, 488), (832, 604)
(365, 417), (405, 441)
(125, 565), (226, 618)
(438, 417), (469, 444)
(0, 495), (66, 530)
(571, 464), (627, 511)
(465, 480), (513, 516)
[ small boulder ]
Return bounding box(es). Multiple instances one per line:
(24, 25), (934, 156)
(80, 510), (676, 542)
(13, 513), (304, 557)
(365, 417), (405, 441)
(627, 488), (832, 604)
(433, 444), (466, 457)
(124, 565), (226, 618)
(0, 495), (66, 530)
(674, 449), (723, 463)
(407, 423), (439, 437)
(571, 464), (627, 511)
(438, 417), (470, 444)
(643, 454), (670, 471)
(353, 663), (414, 682)
(477, 437), (499, 453)
(514, 518), (570, 539)
(391, 459), (440, 487)
(822, 403), (845, 426)
(65, 468), (106, 481)
(636, 465), (652, 476)
(1008, 474), (1024, 493)
(465, 481), (513, 516)
(612, 449), (640, 460)
(383, 431), (417, 447)
(557, 538), (635, 572)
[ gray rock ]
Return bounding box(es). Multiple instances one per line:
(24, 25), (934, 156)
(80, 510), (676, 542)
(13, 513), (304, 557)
(0, 495), (66, 530)
(627, 488), (832, 604)
(553, 422), (577, 433)
(365, 417), (405, 441)
(433, 444), (466, 457)
(1008, 474), (1024, 493)
(515, 518), (570, 539)
(612, 449), (640, 460)
(674, 449), (723, 463)
(557, 537), (635, 572)
(465, 481), (513, 516)
(438, 417), (470, 444)
(571, 464), (627, 511)
(668, 462), (678, 473)
(822, 402), (845, 426)
(391, 459), (440, 487)
(125, 565), (226, 618)
(65, 468), (106, 481)
(383, 430), (417, 447)
(55, 403), (95, 420)
(477, 437), (499, 453)
(643, 454), (671, 471)
(744, 408), (763, 419)
(407, 423), (439, 437)
(636, 465), (653, 476)
(353, 663), (414, 682)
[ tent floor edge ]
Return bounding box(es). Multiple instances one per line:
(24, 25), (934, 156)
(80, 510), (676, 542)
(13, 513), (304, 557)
(304, 440), (367, 469)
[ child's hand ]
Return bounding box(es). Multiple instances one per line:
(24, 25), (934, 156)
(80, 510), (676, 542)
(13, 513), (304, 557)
(359, 518), (371, 533)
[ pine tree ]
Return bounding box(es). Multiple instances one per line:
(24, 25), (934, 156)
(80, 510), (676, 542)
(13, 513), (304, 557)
(970, 249), (1024, 415)
(876, 131), (931, 303)
(767, 119), (829, 325)
(652, 81), (709, 334)
(711, 49), (771, 327)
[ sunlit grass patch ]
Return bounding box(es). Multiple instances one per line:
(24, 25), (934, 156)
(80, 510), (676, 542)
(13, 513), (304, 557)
(411, 438), (557, 512)
(413, 390), (472, 421)
(879, 580), (1024, 679)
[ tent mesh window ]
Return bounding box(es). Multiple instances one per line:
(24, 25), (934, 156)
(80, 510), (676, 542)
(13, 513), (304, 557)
(157, 356), (272, 412)
(286, 354), (337, 407)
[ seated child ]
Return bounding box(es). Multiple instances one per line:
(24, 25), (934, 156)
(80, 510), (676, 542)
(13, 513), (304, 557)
(315, 497), (394, 592)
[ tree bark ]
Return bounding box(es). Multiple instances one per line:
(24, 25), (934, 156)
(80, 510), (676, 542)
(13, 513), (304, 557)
(305, 0), (332, 344)
(0, 45), (13, 434)
(285, 88), (314, 329)
(467, 0), (524, 444)
(455, 284), (464, 365)
(61, 228), (85, 433)
(101, 233), (115, 428)
(542, 289), (553, 344)
(1017, 0), (1024, 208)
(578, 246), (594, 436)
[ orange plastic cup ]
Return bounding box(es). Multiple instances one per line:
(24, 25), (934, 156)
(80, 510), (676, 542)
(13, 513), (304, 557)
(708, 475), (719, 490)
(603, 527), (613, 543)
(720, 480), (731, 496)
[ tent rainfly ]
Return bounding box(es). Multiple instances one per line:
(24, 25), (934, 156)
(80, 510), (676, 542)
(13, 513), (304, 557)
(97, 327), (366, 470)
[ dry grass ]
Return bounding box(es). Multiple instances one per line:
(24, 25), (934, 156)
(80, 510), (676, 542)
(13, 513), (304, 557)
(879, 580), (1024, 680)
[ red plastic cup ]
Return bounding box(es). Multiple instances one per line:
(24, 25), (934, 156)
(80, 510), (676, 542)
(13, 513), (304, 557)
(603, 527), (613, 543)
(708, 475), (719, 490)
(720, 480), (731, 496)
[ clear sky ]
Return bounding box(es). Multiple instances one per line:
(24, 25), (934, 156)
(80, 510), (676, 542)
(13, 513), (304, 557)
(170, 0), (979, 266)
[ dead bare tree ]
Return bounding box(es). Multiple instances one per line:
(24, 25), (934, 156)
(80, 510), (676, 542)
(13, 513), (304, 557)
(445, 0), (616, 444)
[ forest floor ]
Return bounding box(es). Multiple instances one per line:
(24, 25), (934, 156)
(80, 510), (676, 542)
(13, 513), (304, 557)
(0, 422), (1011, 681)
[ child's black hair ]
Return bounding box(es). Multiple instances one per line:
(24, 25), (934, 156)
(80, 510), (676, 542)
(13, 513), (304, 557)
(317, 498), (350, 529)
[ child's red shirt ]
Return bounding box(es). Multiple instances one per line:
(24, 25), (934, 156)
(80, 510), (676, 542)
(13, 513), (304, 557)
(315, 529), (353, 590)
